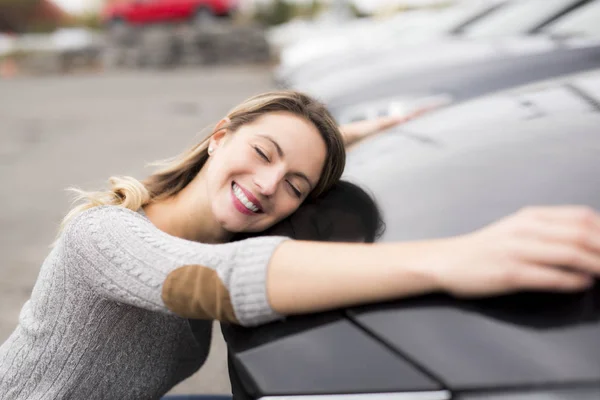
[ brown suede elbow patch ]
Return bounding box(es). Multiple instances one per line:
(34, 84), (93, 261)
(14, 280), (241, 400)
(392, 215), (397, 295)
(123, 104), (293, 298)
(162, 265), (239, 324)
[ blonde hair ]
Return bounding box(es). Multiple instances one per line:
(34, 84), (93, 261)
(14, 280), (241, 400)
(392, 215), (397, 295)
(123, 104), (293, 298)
(58, 91), (346, 235)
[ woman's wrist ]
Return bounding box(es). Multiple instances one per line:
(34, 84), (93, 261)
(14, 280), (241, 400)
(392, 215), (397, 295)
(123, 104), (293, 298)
(385, 238), (457, 297)
(339, 125), (360, 147)
(338, 116), (408, 149)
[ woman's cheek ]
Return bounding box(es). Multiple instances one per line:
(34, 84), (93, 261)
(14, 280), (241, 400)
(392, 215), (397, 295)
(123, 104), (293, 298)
(279, 202), (301, 221)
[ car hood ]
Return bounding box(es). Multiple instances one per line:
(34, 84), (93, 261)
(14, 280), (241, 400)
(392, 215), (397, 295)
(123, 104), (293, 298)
(349, 289), (600, 391)
(346, 68), (600, 133)
(222, 313), (445, 396)
(330, 38), (600, 118)
(294, 35), (560, 100)
(342, 112), (600, 390)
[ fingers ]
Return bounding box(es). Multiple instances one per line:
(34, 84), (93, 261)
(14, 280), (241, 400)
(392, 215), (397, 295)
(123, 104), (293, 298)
(455, 206), (600, 297)
(512, 207), (600, 275)
(516, 239), (600, 276)
(521, 212), (600, 248)
(520, 205), (600, 230)
(513, 264), (593, 292)
(538, 223), (600, 254)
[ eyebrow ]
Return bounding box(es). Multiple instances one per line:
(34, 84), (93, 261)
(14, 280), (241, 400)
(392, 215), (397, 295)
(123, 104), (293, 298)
(260, 134), (284, 158)
(258, 134), (315, 191)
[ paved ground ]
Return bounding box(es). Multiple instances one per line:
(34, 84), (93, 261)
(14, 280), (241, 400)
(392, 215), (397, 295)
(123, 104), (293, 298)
(0, 66), (275, 395)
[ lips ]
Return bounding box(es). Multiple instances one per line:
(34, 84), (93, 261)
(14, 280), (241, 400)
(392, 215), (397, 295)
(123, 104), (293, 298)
(231, 182), (264, 214)
(237, 183), (263, 211)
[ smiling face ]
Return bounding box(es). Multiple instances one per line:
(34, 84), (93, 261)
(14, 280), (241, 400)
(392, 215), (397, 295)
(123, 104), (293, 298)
(204, 111), (328, 233)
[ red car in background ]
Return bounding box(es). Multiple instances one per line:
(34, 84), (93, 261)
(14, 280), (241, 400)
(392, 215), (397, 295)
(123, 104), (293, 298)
(101, 0), (238, 26)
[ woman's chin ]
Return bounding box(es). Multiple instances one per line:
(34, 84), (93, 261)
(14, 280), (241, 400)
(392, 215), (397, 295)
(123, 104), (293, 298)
(228, 219), (274, 235)
(216, 214), (255, 233)
(213, 204), (274, 234)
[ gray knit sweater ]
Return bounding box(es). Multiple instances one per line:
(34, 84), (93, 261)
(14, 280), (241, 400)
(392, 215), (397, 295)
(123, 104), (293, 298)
(0, 206), (287, 400)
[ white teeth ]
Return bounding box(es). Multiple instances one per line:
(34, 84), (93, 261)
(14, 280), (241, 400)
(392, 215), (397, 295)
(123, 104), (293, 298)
(233, 184), (259, 212)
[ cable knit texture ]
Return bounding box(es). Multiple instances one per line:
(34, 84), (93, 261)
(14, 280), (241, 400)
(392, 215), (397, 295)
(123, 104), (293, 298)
(0, 206), (287, 399)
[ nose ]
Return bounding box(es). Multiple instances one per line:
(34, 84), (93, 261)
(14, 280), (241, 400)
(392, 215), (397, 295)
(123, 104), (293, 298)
(253, 166), (284, 197)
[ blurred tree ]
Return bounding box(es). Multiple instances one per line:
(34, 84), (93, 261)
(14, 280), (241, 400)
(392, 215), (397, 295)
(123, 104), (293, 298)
(68, 12), (102, 30)
(0, 0), (69, 33)
(309, 0), (326, 16)
(294, 0), (326, 19)
(253, 0), (295, 27)
(0, 0), (39, 32)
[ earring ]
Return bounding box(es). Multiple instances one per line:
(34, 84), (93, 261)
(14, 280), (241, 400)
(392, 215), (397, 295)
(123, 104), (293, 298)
(208, 147), (214, 155)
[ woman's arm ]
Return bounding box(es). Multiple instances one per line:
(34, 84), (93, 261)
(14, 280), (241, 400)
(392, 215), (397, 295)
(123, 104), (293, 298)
(339, 115), (417, 148)
(266, 206), (600, 315)
(63, 205), (288, 326)
(267, 240), (439, 314)
(65, 205), (600, 326)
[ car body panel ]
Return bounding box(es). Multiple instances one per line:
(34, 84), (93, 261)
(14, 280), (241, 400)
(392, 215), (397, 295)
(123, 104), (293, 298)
(352, 69), (600, 137)
(328, 40), (600, 122)
(295, 35), (563, 97)
(460, 0), (589, 38)
(350, 289), (600, 390)
(258, 392), (452, 400)
(456, 386), (600, 399)
(339, 78), (600, 387)
(277, 0), (508, 71)
(223, 318), (443, 396)
(306, 37), (600, 110)
(277, 0), (592, 87)
(344, 117), (599, 239)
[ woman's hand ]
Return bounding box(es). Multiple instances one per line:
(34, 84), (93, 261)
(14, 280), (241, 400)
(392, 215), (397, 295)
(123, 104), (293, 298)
(339, 115), (410, 147)
(425, 206), (599, 297)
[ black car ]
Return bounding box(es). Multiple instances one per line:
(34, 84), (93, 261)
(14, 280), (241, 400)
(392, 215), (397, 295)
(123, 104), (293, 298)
(217, 70), (600, 400)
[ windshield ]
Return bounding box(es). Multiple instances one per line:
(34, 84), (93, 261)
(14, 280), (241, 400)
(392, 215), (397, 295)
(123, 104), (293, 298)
(541, 0), (600, 37)
(461, 0), (578, 37)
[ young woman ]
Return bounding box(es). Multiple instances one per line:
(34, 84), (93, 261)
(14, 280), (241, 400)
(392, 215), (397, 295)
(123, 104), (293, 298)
(1, 91), (599, 400)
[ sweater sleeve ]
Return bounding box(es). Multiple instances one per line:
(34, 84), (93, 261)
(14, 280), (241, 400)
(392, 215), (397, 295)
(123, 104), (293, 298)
(62, 205), (289, 327)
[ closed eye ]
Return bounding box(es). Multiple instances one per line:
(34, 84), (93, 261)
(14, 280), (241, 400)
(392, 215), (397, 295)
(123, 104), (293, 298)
(254, 146), (270, 162)
(287, 181), (302, 198)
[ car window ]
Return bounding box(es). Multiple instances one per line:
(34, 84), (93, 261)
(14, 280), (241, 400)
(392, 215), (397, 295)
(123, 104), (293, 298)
(541, 0), (600, 37)
(461, 0), (578, 37)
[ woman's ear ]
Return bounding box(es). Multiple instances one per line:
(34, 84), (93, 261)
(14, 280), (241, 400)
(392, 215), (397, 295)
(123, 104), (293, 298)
(209, 118), (231, 152)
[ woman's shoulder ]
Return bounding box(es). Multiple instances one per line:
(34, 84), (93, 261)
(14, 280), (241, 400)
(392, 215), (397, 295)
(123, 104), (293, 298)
(64, 205), (149, 239)
(73, 205), (145, 223)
